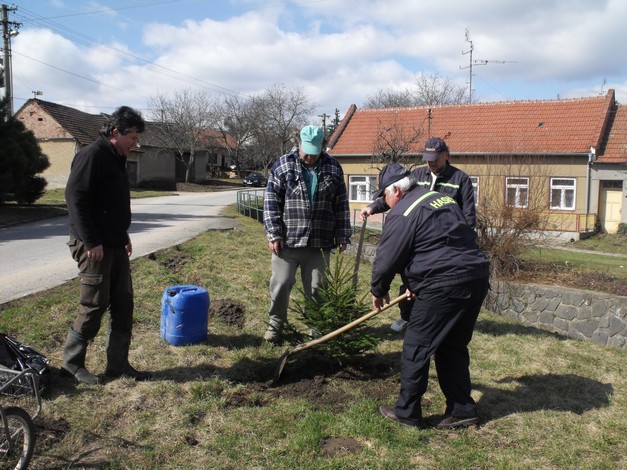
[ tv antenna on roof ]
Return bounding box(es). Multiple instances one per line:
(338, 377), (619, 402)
(459, 28), (516, 103)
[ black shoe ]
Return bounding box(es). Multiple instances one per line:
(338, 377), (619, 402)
(379, 405), (426, 429)
(435, 414), (480, 429)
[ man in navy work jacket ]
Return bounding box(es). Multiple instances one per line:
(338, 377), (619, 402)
(62, 106), (150, 385)
(263, 125), (351, 343)
(362, 137), (476, 333)
(370, 163), (489, 429)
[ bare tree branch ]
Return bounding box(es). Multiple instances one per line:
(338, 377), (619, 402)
(371, 116), (425, 167)
(210, 94), (255, 177)
(249, 84), (314, 173)
(148, 88), (214, 183)
(364, 72), (466, 108)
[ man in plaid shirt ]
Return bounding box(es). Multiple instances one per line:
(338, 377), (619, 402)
(262, 125), (351, 342)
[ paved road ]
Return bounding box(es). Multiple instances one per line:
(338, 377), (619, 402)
(0, 190), (241, 304)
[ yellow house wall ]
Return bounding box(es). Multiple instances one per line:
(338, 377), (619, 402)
(336, 154), (594, 233)
(39, 140), (77, 189)
(455, 155), (588, 209)
(16, 101), (80, 190)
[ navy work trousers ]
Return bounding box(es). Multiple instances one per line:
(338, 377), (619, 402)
(395, 276), (490, 422)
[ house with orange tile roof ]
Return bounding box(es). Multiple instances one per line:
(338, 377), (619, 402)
(15, 99), (236, 189)
(328, 90), (627, 236)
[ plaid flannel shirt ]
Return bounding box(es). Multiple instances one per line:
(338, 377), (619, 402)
(263, 149), (351, 249)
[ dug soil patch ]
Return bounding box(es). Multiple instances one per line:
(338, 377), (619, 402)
(320, 436), (363, 457)
(209, 299), (246, 329)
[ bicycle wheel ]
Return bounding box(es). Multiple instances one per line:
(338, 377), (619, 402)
(0, 406), (36, 470)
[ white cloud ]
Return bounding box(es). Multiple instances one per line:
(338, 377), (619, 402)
(9, 0), (627, 117)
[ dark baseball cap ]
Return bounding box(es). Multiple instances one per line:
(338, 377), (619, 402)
(373, 163), (411, 198)
(422, 137), (448, 161)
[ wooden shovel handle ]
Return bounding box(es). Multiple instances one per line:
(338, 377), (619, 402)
(352, 218), (368, 288)
(291, 292), (408, 354)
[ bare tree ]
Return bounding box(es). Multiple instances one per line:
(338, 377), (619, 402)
(148, 88), (213, 183)
(364, 72), (466, 108)
(474, 154), (558, 279)
(363, 73), (465, 168)
(249, 84), (314, 173)
(414, 72), (466, 105)
(364, 88), (416, 108)
(210, 94), (256, 177)
(371, 115), (424, 167)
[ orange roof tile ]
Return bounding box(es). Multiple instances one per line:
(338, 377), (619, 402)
(329, 90), (618, 158)
(599, 104), (627, 163)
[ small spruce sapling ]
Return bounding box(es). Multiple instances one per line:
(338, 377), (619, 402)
(285, 253), (379, 358)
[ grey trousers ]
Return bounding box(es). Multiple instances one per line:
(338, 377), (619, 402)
(267, 247), (330, 331)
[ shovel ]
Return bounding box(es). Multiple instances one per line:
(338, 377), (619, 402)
(272, 292), (408, 384)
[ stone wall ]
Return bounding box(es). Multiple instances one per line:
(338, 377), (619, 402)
(485, 281), (626, 349)
(346, 243), (627, 349)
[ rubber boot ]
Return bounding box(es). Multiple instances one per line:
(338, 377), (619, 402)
(61, 327), (100, 385)
(104, 330), (151, 381)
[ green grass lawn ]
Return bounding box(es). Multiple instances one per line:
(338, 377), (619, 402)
(0, 206), (625, 469)
(523, 245), (627, 280)
(573, 231), (627, 255)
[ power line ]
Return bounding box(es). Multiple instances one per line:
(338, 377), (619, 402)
(18, 0), (203, 21)
(12, 50), (153, 100)
(12, 3), (242, 101)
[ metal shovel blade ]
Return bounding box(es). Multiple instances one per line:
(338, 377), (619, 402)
(271, 292), (408, 384)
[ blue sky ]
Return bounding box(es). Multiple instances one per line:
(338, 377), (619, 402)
(7, 0), (627, 123)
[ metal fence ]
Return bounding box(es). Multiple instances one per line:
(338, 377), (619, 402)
(236, 189), (265, 222)
(236, 189), (389, 233)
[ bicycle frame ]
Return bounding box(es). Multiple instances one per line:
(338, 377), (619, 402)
(0, 367), (42, 418)
(0, 406), (15, 457)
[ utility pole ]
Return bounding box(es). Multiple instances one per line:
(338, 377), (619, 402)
(1, 3), (20, 117)
(459, 29), (515, 103)
(318, 113), (330, 134)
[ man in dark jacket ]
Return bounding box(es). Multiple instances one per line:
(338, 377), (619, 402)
(62, 106), (150, 385)
(362, 137), (476, 332)
(371, 163), (489, 429)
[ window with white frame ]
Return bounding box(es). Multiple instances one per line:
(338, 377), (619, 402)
(349, 175), (378, 202)
(469, 176), (479, 205)
(506, 177), (529, 208)
(550, 177), (576, 210)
